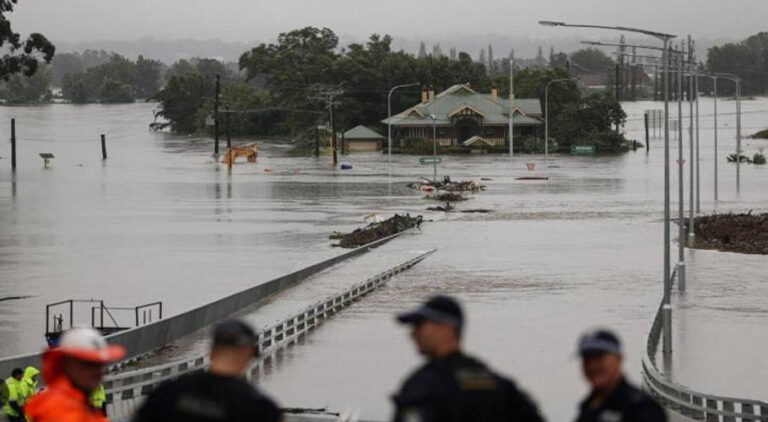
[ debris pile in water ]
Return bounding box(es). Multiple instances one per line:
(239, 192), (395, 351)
(689, 212), (768, 255)
(330, 214), (423, 248)
(407, 176), (485, 192)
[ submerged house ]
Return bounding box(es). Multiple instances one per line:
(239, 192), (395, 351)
(381, 84), (544, 148)
(342, 125), (386, 152)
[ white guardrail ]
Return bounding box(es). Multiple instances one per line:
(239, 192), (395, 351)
(642, 270), (768, 421)
(104, 249), (436, 420)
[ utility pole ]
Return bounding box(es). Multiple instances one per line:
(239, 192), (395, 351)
(329, 102), (338, 165)
(713, 76), (719, 201)
(213, 74), (220, 157)
(225, 106), (231, 150)
(695, 75), (700, 213)
(314, 125), (320, 158)
(310, 85), (345, 167)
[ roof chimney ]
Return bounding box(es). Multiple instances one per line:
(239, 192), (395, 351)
(428, 85), (435, 101)
(421, 86), (428, 103)
(491, 84), (498, 101)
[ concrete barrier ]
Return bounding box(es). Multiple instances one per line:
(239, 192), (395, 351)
(0, 231), (409, 378)
(104, 249), (436, 421)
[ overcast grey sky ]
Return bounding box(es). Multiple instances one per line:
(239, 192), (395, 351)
(11, 0), (767, 44)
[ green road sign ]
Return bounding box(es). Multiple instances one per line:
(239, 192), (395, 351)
(570, 145), (596, 156)
(419, 157), (442, 165)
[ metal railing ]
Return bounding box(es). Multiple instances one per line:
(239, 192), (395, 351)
(103, 249), (436, 420)
(642, 270), (768, 421)
(0, 230), (408, 378)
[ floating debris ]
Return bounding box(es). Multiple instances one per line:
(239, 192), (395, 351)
(407, 176), (485, 192)
(516, 176), (549, 181)
(427, 202), (455, 212)
(727, 153), (752, 163)
(689, 212), (768, 255)
(459, 209), (493, 214)
(330, 214), (423, 248)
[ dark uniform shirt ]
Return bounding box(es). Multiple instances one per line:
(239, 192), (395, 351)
(134, 371), (281, 422)
(392, 352), (544, 422)
(575, 379), (667, 422)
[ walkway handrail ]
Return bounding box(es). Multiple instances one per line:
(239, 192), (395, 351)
(103, 249), (436, 418)
(642, 270), (768, 421)
(0, 230), (409, 378)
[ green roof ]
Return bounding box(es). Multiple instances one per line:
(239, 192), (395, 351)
(381, 84), (543, 126)
(343, 125), (385, 140)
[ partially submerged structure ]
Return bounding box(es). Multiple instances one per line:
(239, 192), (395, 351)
(342, 125), (386, 152)
(382, 84), (544, 149)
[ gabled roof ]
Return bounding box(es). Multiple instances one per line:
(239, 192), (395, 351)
(382, 84), (543, 126)
(343, 125), (385, 140)
(462, 136), (495, 146)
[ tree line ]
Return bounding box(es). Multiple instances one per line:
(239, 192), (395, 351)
(152, 26), (627, 152)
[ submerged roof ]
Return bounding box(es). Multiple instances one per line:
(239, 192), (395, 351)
(343, 125), (385, 140)
(382, 84), (543, 126)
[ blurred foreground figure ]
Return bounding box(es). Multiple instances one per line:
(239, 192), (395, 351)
(3, 368), (24, 422)
(134, 319), (281, 422)
(26, 327), (125, 422)
(575, 329), (667, 422)
(393, 295), (544, 422)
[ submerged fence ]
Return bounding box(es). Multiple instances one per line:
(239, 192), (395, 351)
(105, 249), (436, 420)
(0, 231), (409, 378)
(642, 270), (768, 421)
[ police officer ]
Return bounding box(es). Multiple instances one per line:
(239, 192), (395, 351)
(392, 295), (544, 422)
(134, 319), (281, 422)
(574, 329), (667, 422)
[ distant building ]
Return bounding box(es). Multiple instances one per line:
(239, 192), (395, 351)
(342, 125), (386, 152)
(382, 84), (543, 148)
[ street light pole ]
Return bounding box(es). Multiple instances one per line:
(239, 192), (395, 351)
(542, 22), (677, 350)
(687, 35), (695, 242)
(713, 76), (719, 202)
(387, 83), (420, 170)
(695, 74), (701, 213)
(736, 78), (742, 193)
(545, 78), (575, 161)
(676, 43), (686, 291)
(429, 114), (437, 181)
(509, 59), (515, 158)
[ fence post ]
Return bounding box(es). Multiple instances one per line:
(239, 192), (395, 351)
(10, 118), (16, 170)
(101, 134), (107, 159)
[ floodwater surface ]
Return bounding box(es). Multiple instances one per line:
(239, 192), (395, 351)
(0, 99), (766, 421)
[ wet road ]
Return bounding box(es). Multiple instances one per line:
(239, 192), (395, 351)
(0, 99), (766, 420)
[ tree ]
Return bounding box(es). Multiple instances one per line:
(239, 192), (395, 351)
(478, 48), (486, 70)
(554, 93), (627, 152)
(707, 32), (768, 95)
(62, 73), (94, 103)
(569, 48), (614, 74)
(549, 52), (569, 71)
(100, 78), (134, 103)
(418, 42), (427, 59)
(0, 64), (51, 103)
(534, 46), (546, 67)
(153, 73), (214, 133)
(487, 44), (495, 75)
(135, 55), (163, 98)
(0, 0), (55, 80)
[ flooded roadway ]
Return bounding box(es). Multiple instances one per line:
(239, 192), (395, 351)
(0, 99), (766, 421)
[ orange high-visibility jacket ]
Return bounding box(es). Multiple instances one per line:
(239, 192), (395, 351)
(24, 349), (109, 422)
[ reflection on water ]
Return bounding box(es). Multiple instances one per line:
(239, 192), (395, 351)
(0, 100), (767, 420)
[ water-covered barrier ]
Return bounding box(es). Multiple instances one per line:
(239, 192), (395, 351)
(105, 249), (436, 420)
(0, 231), (410, 379)
(642, 270), (768, 421)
